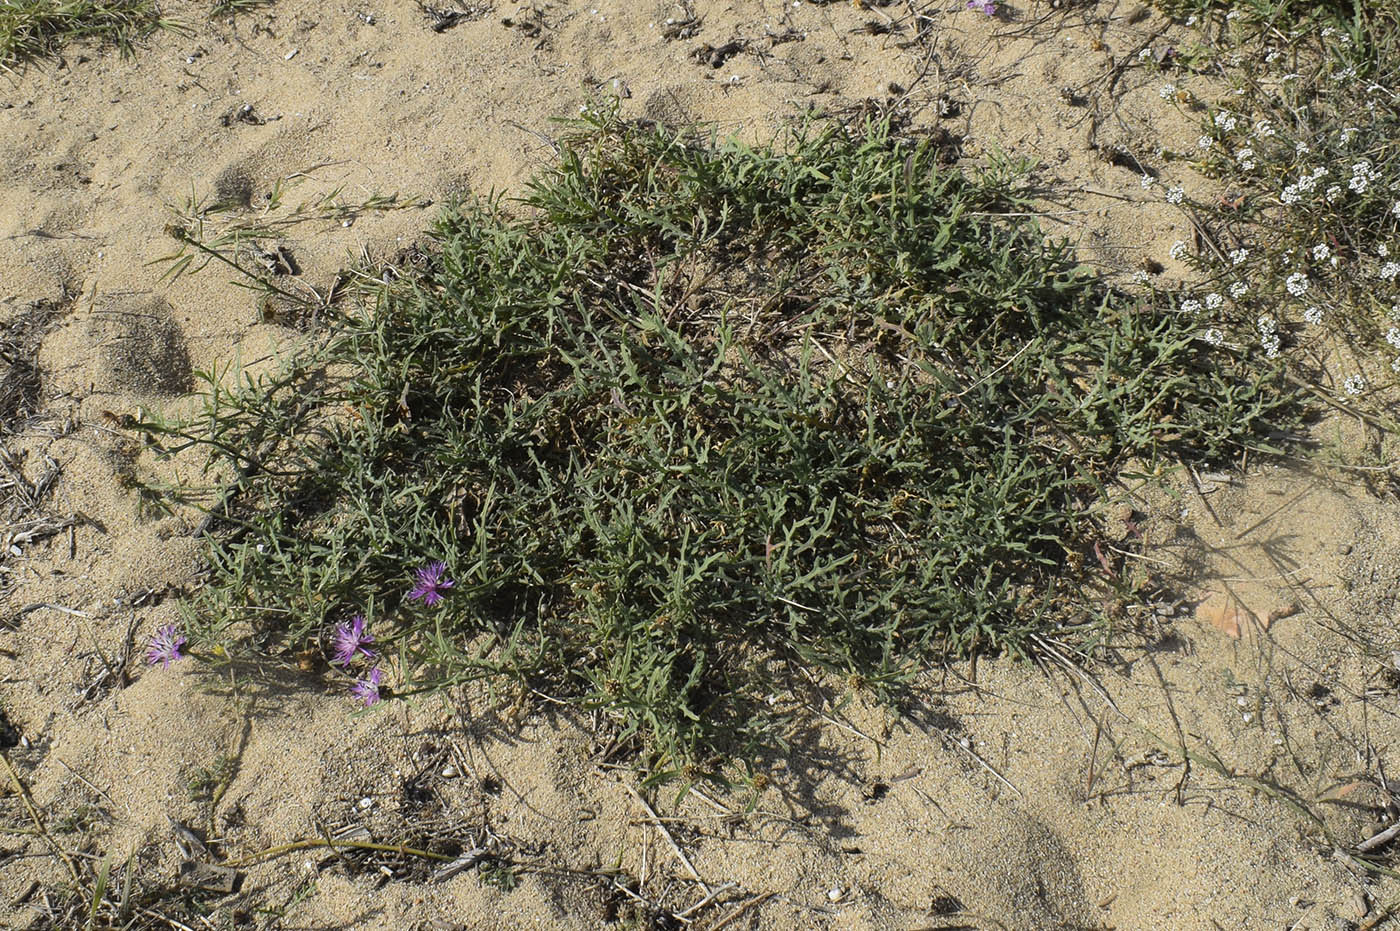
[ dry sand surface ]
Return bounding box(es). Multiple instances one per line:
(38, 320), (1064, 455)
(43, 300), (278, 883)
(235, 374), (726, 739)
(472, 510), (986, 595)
(3, 1), (1400, 928)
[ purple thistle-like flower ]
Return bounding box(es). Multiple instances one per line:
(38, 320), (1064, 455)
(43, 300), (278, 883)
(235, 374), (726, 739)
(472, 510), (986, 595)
(966, 0), (996, 14)
(145, 624), (187, 669)
(407, 561), (454, 607)
(331, 614), (376, 666)
(350, 667), (383, 707)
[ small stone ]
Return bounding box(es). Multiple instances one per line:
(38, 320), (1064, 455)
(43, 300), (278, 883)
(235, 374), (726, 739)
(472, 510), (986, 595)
(357, 797), (373, 810)
(826, 886), (844, 902)
(1337, 543), (1353, 555)
(441, 765), (459, 778)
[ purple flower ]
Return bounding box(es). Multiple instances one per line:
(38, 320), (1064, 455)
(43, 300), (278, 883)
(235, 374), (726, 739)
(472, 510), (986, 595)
(966, 0), (996, 14)
(350, 667), (383, 707)
(331, 614), (376, 666)
(145, 624), (187, 669)
(407, 561), (454, 607)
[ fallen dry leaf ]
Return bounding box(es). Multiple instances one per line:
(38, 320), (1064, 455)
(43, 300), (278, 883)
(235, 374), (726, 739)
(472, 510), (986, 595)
(1195, 592), (1296, 638)
(1197, 593), (1252, 638)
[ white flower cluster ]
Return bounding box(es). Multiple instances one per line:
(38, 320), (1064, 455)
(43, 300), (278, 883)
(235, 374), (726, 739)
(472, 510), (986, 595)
(1252, 119), (1275, 138)
(1393, 201), (1400, 218)
(1202, 328), (1224, 345)
(1311, 243), (1330, 261)
(1228, 248), (1249, 265)
(1140, 175), (1155, 190)
(1387, 327), (1400, 349)
(1215, 111), (1238, 133)
(1285, 272), (1309, 296)
(1344, 374), (1366, 395)
(1349, 160), (1381, 194)
(1256, 315), (1280, 357)
(1160, 83), (1177, 99)
(1229, 280), (1249, 299)
(1181, 297), (1203, 314)
(1236, 147), (1255, 170)
(1170, 240), (1189, 260)
(1198, 136), (1213, 151)
(1166, 186), (1185, 205)
(1280, 166), (1329, 205)
(1205, 292), (1223, 310)
(1379, 262), (1400, 281)
(1304, 305), (1323, 326)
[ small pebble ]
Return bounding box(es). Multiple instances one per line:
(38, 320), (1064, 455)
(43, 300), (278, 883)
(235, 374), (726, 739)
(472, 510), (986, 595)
(284, 48), (299, 60)
(826, 886), (843, 902)
(1337, 543), (1352, 555)
(441, 764), (459, 778)
(357, 797), (373, 810)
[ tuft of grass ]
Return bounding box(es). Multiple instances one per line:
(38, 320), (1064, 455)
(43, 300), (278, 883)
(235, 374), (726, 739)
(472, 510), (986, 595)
(147, 109), (1307, 776)
(0, 0), (178, 70)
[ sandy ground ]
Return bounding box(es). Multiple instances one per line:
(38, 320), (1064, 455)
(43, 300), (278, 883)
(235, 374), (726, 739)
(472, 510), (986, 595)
(3, 1), (1400, 928)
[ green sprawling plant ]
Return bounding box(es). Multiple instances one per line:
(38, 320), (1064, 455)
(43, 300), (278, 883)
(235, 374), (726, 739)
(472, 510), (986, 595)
(153, 111), (1305, 776)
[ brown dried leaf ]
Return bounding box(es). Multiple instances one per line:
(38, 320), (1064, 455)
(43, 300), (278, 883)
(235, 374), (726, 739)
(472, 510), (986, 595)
(1196, 593), (1262, 639)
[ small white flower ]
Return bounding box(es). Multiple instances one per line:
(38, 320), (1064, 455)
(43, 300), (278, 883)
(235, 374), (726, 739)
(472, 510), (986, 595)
(1280, 185), (1301, 205)
(1214, 111), (1234, 129)
(1181, 298), (1203, 315)
(1165, 186), (1185, 205)
(1295, 141), (1310, 155)
(1159, 83), (1177, 99)
(1344, 374), (1366, 396)
(1303, 305), (1323, 325)
(1139, 47), (1153, 60)
(1387, 327), (1400, 349)
(1170, 240), (1189, 260)
(1285, 272), (1309, 296)
(1393, 201), (1400, 218)
(1253, 119), (1275, 138)
(1379, 262), (1400, 281)
(1338, 65), (1358, 81)
(1198, 136), (1214, 151)
(1140, 175), (1155, 189)
(1202, 328), (1224, 345)
(1256, 315), (1276, 335)
(1236, 147), (1255, 170)
(1261, 334), (1280, 358)
(1391, 303), (1400, 320)
(1132, 269), (1150, 284)
(1326, 185), (1342, 203)
(1230, 281), (1249, 298)
(1340, 127), (1358, 145)
(1205, 292), (1224, 310)
(1392, 356), (1400, 373)
(1379, 244), (1391, 258)
(1228, 248), (1249, 265)
(1311, 243), (1330, 261)
(1265, 49), (1280, 63)
(1185, 14), (1197, 25)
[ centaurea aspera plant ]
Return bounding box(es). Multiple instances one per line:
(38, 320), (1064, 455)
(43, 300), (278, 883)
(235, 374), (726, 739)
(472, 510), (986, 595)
(350, 667), (383, 707)
(331, 613), (376, 666)
(407, 561), (454, 607)
(144, 623), (187, 669)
